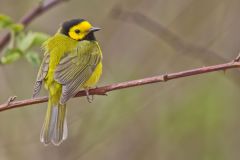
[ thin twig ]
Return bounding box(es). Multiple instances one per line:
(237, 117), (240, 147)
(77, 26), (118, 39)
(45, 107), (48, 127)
(110, 6), (230, 64)
(0, 60), (240, 112)
(234, 53), (240, 62)
(0, 0), (67, 53)
(110, 6), (240, 85)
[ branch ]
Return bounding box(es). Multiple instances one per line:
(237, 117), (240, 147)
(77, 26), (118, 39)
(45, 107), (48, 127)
(0, 0), (67, 53)
(1, 59), (240, 112)
(110, 6), (240, 85)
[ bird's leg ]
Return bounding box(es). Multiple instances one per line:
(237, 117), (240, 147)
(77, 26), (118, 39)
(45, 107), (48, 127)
(84, 88), (94, 103)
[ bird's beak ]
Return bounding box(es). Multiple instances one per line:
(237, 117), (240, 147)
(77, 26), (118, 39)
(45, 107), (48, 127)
(89, 27), (101, 32)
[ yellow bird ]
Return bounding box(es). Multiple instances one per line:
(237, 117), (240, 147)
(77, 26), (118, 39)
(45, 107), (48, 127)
(33, 19), (103, 145)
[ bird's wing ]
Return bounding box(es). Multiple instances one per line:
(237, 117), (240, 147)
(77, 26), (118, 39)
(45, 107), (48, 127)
(54, 44), (101, 104)
(33, 53), (50, 98)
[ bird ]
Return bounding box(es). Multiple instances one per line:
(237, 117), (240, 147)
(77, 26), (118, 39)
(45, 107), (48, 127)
(33, 19), (103, 146)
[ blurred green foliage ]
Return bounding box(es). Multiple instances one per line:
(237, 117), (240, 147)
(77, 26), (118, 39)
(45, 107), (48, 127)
(0, 14), (49, 65)
(0, 14), (23, 32)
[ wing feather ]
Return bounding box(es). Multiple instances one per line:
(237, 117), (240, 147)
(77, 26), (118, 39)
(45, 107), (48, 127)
(33, 54), (50, 98)
(54, 43), (101, 104)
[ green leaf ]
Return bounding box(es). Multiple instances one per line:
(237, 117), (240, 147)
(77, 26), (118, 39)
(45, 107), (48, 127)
(25, 51), (41, 66)
(17, 31), (49, 51)
(0, 48), (22, 64)
(0, 14), (24, 34)
(32, 32), (49, 46)
(17, 31), (35, 51)
(9, 23), (24, 33)
(0, 14), (13, 29)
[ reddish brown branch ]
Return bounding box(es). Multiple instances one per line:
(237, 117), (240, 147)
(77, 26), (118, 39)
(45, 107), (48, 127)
(1, 60), (239, 112)
(0, 0), (66, 53)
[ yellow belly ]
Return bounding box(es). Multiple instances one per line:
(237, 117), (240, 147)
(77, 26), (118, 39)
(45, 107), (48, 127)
(83, 62), (102, 88)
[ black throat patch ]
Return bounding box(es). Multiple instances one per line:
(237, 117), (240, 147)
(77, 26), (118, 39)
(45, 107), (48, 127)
(83, 32), (96, 41)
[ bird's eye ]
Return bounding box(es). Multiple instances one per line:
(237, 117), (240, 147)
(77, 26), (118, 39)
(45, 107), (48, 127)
(75, 29), (80, 34)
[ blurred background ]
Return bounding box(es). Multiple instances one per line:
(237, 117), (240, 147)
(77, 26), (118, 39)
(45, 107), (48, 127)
(1, 0), (240, 159)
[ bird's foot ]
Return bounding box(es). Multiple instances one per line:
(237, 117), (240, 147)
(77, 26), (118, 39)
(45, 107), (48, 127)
(85, 88), (94, 103)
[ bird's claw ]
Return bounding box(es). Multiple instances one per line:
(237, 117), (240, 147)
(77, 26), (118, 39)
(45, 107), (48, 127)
(85, 89), (94, 103)
(87, 95), (94, 103)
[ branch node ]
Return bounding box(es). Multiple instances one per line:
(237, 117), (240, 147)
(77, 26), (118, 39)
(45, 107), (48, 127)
(162, 74), (168, 81)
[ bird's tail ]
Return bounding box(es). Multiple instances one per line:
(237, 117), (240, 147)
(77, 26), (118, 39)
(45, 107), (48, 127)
(40, 99), (68, 146)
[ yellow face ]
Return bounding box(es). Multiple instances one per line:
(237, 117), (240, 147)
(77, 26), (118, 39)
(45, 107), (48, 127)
(61, 19), (100, 41)
(68, 21), (92, 41)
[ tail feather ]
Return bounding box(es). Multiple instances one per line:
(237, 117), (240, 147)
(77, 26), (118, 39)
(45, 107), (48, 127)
(40, 100), (68, 146)
(40, 102), (56, 145)
(52, 104), (67, 145)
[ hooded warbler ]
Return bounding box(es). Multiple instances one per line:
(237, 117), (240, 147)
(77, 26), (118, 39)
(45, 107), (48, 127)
(33, 19), (102, 146)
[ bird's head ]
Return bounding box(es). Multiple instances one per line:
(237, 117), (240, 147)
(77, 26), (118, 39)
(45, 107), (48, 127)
(60, 19), (100, 41)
